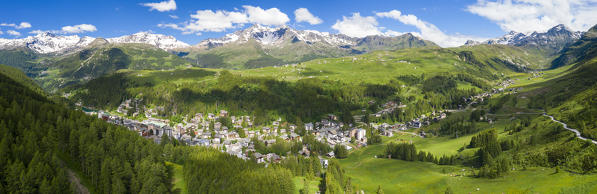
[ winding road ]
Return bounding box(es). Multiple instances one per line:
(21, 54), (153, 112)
(543, 113), (597, 145)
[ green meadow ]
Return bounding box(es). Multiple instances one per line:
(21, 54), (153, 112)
(339, 132), (597, 194)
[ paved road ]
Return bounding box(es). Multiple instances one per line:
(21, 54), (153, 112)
(543, 113), (597, 145)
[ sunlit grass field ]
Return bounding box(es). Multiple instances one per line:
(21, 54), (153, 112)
(339, 133), (597, 193)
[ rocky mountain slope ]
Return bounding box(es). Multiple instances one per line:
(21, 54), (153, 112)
(466, 24), (583, 56)
(551, 24), (597, 68)
(183, 24), (437, 69)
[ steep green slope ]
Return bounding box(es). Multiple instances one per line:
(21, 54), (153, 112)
(0, 64), (44, 95)
(336, 61), (597, 193)
(0, 68), (174, 193)
(525, 25), (597, 139)
(38, 43), (192, 90)
(63, 44), (547, 125)
(353, 33), (437, 52)
(241, 44), (547, 83)
(183, 34), (438, 69)
(0, 49), (42, 75)
(530, 57), (597, 139)
(453, 44), (551, 70)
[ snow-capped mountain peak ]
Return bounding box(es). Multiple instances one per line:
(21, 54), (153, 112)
(0, 32), (95, 54)
(107, 31), (190, 50)
(0, 31), (191, 54)
(465, 24), (583, 54)
(196, 24), (356, 48)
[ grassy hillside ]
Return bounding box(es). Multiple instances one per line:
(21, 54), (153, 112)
(551, 24), (597, 68)
(529, 57), (597, 139)
(522, 27), (597, 139)
(353, 33), (438, 52)
(340, 135), (597, 193)
(184, 39), (356, 69)
(182, 34), (439, 69)
(338, 88), (597, 193)
(34, 43), (192, 90)
(61, 44), (552, 125)
(0, 48), (45, 77)
(332, 44), (597, 193)
(240, 44), (548, 84)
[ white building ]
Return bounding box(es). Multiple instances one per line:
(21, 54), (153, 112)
(356, 129), (366, 141)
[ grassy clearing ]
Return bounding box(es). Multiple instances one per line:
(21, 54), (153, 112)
(339, 135), (597, 194)
(292, 176), (321, 194)
(339, 105), (597, 194)
(166, 162), (187, 194)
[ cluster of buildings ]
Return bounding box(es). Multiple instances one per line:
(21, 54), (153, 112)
(88, 104), (372, 163)
(90, 77), (513, 163)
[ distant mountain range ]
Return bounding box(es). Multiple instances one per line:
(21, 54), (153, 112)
(193, 24), (435, 51)
(466, 24), (583, 55)
(0, 23), (590, 70)
(181, 24), (437, 68)
(0, 31), (189, 54)
(0, 24), (436, 68)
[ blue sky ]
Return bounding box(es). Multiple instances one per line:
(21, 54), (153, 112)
(1, 0), (596, 47)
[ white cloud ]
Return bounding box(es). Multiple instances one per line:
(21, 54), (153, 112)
(332, 13), (381, 38)
(0, 22), (32, 29)
(294, 8), (323, 25)
(159, 6), (290, 35)
(7, 30), (20, 36)
(141, 0), (176, 12)
(61, 24), (97, 33)
(169, 14), (179, 19)
(467, 0), (597, 33)
(243, 6), (289, 26)
(383, 30), (405, 37)
(179, 9), (247, 33)
(376, 10), (485, 47)
(157, 23), (182, 30)
(0, 31), (3, 35)
(17, 22), (31, 29)
(29, 30), (46, 35)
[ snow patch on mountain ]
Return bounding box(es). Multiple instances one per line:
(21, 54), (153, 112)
(107, 31), (190, 50)
(0, 32), (95, 54)
(0, 31), (191, 54)
(467, 24), (583, 47)
(196, 24), (356, 48)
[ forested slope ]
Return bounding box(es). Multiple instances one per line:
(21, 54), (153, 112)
(0, 68), (302, 193)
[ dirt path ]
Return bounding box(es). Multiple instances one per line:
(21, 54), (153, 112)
(66, 168), (90, 194)
(56, 158), (90, 194)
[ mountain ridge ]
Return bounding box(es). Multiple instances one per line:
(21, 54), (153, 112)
(466, 24), (583, 55)
(0, 24), (437, 56)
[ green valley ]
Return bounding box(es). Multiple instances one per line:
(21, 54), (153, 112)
(1, 2), (597, 193)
